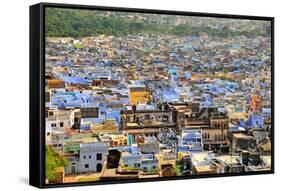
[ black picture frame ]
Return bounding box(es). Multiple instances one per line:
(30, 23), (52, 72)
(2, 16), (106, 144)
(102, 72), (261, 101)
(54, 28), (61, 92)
(30, 2), (274, 188)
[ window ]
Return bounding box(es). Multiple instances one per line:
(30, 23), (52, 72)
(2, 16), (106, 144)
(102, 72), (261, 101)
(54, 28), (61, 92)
(89, 155), (91, 159)
(47, 132), (51, 136)
(60, 122), (64, 127)
(97, 153), (102, 160)
(49, 111), (53, 116)
(51, 123), (56, 127)
(145, 114), (150, 120)
(96, 163), (103, 172)
(85, 164), (89, 168)
(83, 156), (86, 159)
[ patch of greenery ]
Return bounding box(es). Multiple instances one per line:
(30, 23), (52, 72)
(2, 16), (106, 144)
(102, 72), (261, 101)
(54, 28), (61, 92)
(174, 164), (182, 176)
(45, 146), (68, 181)
(46, 8), (270, 38)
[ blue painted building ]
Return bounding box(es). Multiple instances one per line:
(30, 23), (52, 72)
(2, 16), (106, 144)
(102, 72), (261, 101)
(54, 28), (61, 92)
(178, 129), (203, 152)
(247, 114), (264, 129)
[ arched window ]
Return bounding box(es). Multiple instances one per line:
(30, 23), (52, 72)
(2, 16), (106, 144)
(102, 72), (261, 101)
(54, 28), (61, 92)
(96, 163), (102, 172)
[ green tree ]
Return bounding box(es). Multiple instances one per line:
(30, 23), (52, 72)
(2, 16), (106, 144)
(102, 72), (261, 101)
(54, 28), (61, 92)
(45, 8), (270, 38)
(45, 146), (68, 181)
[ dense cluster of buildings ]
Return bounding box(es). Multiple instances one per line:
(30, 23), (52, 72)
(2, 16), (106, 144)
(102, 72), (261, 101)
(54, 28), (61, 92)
(45, 30), (272, 183)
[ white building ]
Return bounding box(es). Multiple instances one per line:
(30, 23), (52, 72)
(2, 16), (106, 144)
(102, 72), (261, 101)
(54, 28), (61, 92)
(78, 142), (109, 173)
(46, 109), (75, 130)
(120, 153), (159, 172)
(46, 130), (64, 153)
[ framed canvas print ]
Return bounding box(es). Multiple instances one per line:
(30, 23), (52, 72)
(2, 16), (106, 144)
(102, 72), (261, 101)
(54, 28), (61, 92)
(29, 2), (274, 188)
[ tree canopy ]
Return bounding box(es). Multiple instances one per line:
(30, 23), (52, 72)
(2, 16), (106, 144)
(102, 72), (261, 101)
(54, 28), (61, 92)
(45, 146), (68, 181)
(46, 8), (270, 38)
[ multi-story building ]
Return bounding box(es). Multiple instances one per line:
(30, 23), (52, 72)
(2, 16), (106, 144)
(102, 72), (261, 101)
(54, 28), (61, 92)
(168, 102), (229, 150)
(65, 142), (109, 174)
(178, 129), (203, 152)
(121, 108), (176, 140)
(129, 84), (151, 105)
(46, 109), (75, 130)
(250, 94), (262, 112)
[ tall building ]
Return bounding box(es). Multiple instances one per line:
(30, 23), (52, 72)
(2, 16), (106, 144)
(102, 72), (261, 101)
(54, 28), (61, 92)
(250, 94), (262, 112)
